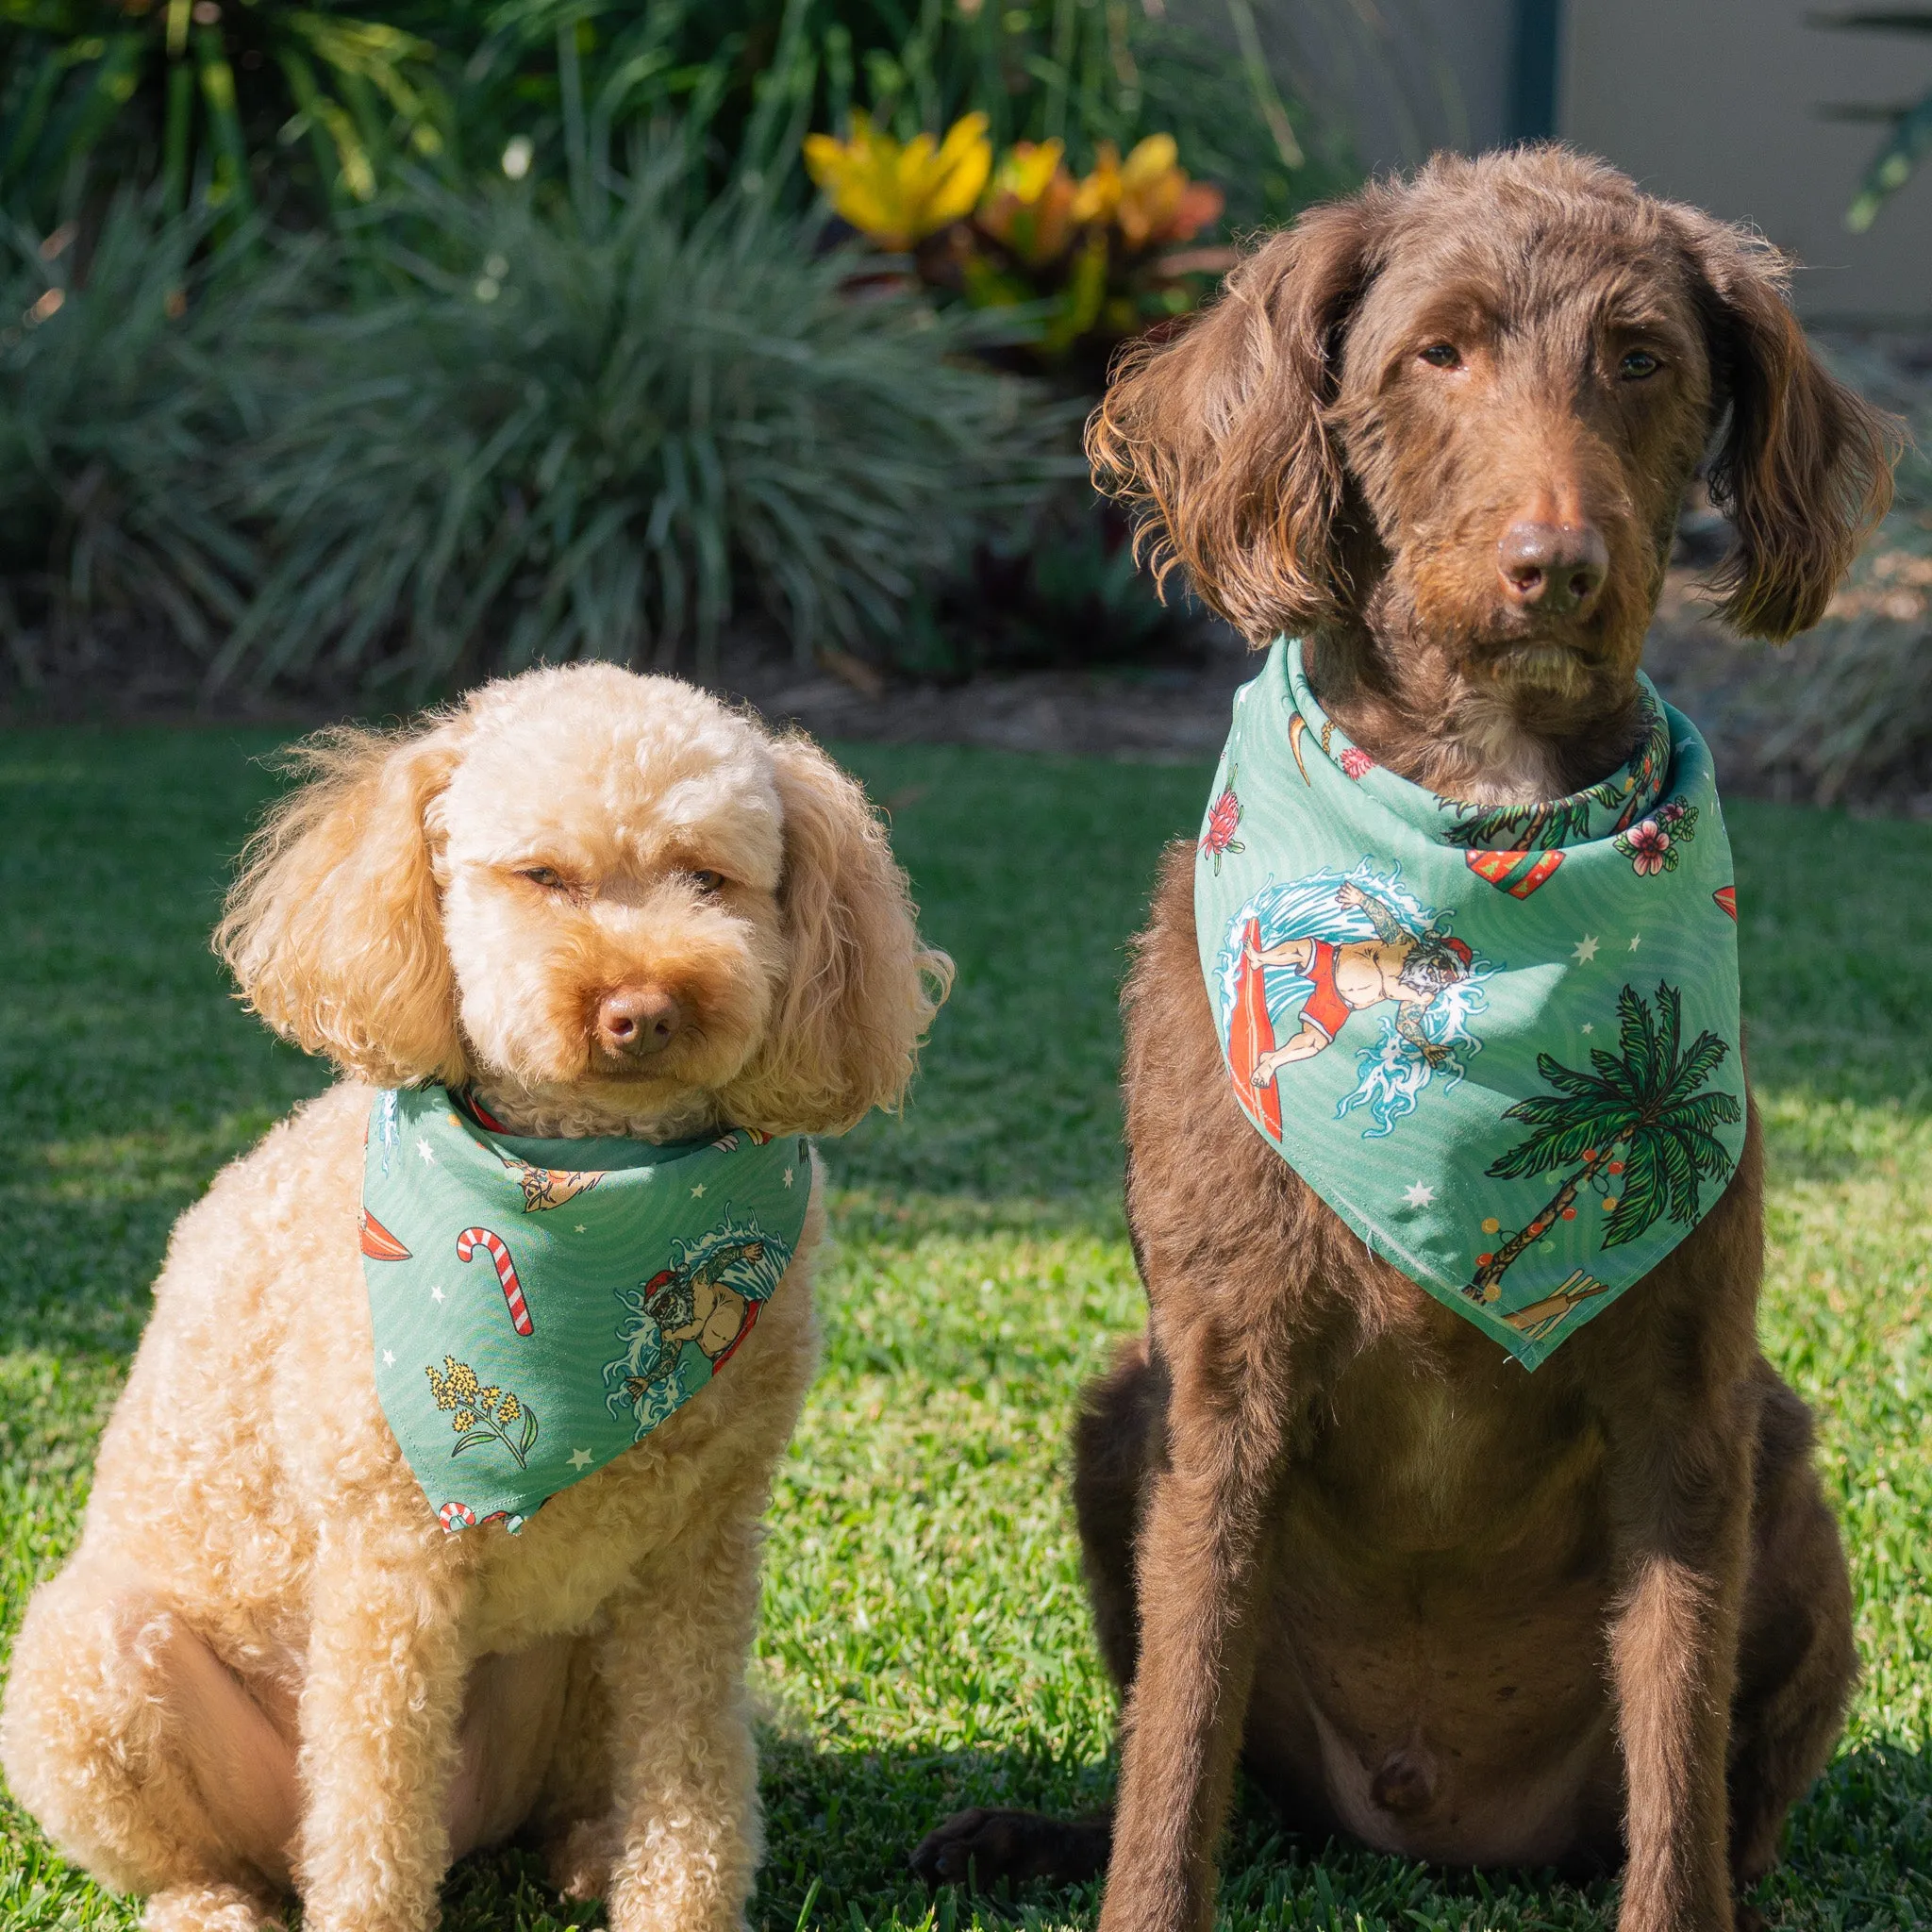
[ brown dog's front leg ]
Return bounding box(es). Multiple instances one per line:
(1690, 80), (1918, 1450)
(1097, 1347), (1285, 1932)
(1604, 1383), (1757, 1932)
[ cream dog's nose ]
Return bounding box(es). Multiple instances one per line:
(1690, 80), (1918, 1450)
(594, 985), (682, 1059)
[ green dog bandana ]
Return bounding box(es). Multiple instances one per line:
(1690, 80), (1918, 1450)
(1195, 639), (1746, 1369)
(360, 1086), (812, 1532)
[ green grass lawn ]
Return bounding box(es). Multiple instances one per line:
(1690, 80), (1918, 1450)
(3, 727), (1931, 1931)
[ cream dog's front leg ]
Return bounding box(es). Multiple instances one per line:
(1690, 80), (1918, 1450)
(293, 1532), (470, 1932)
(598, 1519), (766, 1932)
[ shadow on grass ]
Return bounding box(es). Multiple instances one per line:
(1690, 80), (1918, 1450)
(738, 1731), (1931, 1932)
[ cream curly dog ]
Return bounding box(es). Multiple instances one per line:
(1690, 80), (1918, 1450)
(1, 665), (948, 1932)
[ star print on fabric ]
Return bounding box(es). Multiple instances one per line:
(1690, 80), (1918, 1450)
(430, 1286), (445, 1304)
(574, 1224), (587, 1234)
(1403, 1181), (1435, 1208)
(568, 1447), (593, 1470)
(691, 1182), (706, 1198)
(1581, 1023), (1595, 1034)
(783, 1169), (794, 1188)
(415, 1138), (435, 1162)
(1628, 934), (1642, 951)
(1572, 935), (1599, 963)
(382, 1349), (395, 1366)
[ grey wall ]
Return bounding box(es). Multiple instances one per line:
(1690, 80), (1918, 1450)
(1274, 0), (1515, 172)
(1559, 2), (1932, 322)
(1249, 1), (1932, 323)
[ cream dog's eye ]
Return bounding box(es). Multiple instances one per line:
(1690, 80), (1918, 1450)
(519, 866), (569, 891)
(688, 869), (725, 894)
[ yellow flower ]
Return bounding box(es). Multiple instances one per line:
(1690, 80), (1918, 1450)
(453, 1408), (475, 1433)
(449, 1361), (480, 1401)
(803, 111), (992, 250)
(976, 140), (1079, 266)
(479, 1386), (502, 1412)
(1073, 135), (1224, 252)
(498, 1392), (521, 1424)
(426, 1362), (457, 1410)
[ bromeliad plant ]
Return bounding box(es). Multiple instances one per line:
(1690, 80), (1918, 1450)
(804, 113), (1228, 367)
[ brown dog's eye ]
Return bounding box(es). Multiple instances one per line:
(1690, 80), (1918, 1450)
(519, 866), (569, 891)
(1418, 342), (1461, 370)
(1620, 350), (1661, 380)
(688, 869), (725, 894)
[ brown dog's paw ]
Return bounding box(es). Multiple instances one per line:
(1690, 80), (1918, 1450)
(545, 1814), (620, 1903)
(909, 1807), (1111, 1891)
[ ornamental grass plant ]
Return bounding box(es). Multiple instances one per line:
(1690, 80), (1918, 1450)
(0, 196), (291, 691)
(0, 165), (1074, 702)
(207, 165), (1074, 695)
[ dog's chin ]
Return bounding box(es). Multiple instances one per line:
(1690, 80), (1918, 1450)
(474, 1039), (755, 1141)
(1470, 632), (1598, 698)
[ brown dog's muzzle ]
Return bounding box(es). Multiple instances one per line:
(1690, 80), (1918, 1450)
(1497, 520), (1609, 621)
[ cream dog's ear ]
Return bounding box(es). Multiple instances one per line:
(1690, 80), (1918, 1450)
(215, 717), (470, 1088)
(724, 736), (951, 1136)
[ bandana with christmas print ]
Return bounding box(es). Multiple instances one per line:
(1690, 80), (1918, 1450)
(1195, 638), (1746, 1370)
(360, 1085), (811, 1531)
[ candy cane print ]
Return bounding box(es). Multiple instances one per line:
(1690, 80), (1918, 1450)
(455, 1226), (533, 1336)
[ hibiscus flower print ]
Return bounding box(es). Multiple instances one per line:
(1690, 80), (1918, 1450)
(1614, 800), (1696, 876)
(1339, 747), (1375, 780)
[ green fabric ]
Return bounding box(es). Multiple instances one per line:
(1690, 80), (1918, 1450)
(1194, 639), (1746, 1370)
(360, 1087), (812, 1532)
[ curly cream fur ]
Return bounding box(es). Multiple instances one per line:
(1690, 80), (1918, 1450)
(1, 664), (947, 1932)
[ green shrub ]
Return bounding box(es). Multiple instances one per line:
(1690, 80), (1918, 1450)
(210, 167), (1074, 695)
(0, 196), (289, 683)
(0, 1), (1360, 236)
(0, 171), (1074, 700)
(0, 3), (447, 227)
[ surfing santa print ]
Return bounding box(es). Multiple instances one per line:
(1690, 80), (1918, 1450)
(1216, 864), (1491, 1141)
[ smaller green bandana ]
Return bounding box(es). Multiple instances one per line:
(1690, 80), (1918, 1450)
(361, 1087), (812, 1532)
(1195, 640), (1747, 1370)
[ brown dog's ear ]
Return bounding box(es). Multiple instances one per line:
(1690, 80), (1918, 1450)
(722, 737), (951, 1137)
(214, 719), (470, 1088)
(1086, 196), (1380, 643)
(1675, 212), (1899, 640)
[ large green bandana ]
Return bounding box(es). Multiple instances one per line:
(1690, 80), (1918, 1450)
(1195, 639), (1746, 1369)
(360, 1087), (812, 1532)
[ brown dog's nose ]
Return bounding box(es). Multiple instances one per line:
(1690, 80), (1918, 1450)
(1497, 521), (1608, 617)
(593, 986), (683, 1059)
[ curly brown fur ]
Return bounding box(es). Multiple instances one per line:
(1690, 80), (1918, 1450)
(2, 664), (949, 1932)
(915, 149), (1876, 1932)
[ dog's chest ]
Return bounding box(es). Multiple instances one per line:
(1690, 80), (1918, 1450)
(1299, 1341), (1606, 1559)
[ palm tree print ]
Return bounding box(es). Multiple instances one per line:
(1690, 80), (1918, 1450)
(1466, 981), (1740, 1303)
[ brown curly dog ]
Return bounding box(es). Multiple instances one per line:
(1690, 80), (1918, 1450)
(2, 665), (948, 1932)
(913, 147), (1895, 1932)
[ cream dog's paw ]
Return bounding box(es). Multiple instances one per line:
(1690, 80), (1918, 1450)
(545, 1813), (620, 1903)
(142, 1881), (284, 1932)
